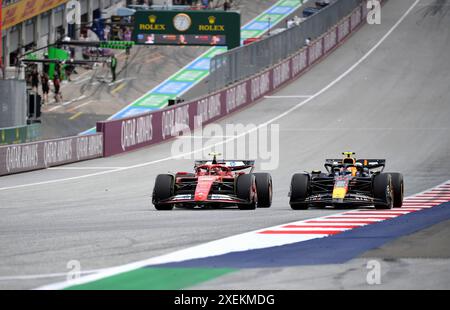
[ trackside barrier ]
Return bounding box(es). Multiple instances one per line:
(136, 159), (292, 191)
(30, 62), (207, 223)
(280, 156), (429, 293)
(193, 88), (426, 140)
(0, 134), (103, 176)
(98, 1), (372, 157)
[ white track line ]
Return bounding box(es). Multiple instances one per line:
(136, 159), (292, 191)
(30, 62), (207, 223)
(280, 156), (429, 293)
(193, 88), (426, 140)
(0, 269), (104, 281)
(48, 167), (124, 170)
(46, 95), (88, 111)
(273, 227), (351, 231)
(68, 100), (95, 112)
(62, 95), (87, 106)
(35, 1), (423, 289)
(108, 77), (136, 86)
(0, 0), (421, 193)
(264, 95), (313, 99)
(47, 105), (62, 112)
(323, 216), (394, 219)
(175, 135), (237, 139)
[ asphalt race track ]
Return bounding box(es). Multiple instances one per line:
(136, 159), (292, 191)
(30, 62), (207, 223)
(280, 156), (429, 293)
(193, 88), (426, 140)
(1, 0), (450, 289)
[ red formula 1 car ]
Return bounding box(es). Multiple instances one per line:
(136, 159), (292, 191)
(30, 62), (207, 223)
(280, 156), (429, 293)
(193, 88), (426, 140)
(152, 154), (272, 210)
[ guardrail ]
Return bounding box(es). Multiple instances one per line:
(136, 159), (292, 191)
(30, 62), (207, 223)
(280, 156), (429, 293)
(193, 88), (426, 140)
(208, 0), (363, 92)
(0, 134), (103, 176)
(0, 0), (375, 174)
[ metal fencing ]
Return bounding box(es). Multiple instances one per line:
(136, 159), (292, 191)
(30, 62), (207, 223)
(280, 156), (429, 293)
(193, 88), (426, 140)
(0, 79), (27, 128)
(209, 0), (363, 92)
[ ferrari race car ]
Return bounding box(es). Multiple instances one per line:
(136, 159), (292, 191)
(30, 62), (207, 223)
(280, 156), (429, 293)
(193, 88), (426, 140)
(152, 153), (272, 210)
(289, 152), (404, 210)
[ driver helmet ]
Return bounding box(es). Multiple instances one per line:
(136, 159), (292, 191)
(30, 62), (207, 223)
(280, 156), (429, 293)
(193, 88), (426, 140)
(342, 152), (356, 165)
(210, 167), (221, 175)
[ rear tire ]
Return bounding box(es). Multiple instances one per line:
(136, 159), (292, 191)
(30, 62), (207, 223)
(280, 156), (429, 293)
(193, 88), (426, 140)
(389, 173), (404, 208)
(253, 173), (273, 208)
(153, 174), (175, 210)
(373, 173), (393, 210)
(290, 173), (310, 210)
(236, 174), (256, 210)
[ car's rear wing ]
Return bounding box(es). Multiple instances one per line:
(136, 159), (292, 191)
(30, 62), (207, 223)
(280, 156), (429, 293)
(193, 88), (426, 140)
(194, 160), (255, 171)
(325, 159), (386, 171)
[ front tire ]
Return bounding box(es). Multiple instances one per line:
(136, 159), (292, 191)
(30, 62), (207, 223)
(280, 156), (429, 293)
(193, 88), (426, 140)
(290, 173), (310, 210)
(253, 173), (273, 208)
(153, 174), (175, 210)
(373, 173), (394, 210)
(236, 174), (256, 210)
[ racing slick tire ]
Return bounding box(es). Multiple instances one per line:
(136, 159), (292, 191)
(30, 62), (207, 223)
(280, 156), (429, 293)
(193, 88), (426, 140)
(153, 174), (175, 210)
(389, 173), (404, 208)
(253, 173), (273, 208)
(373, 173), (394, 210)
(290, 173), (310, 210)
(236, 174), (257, 210)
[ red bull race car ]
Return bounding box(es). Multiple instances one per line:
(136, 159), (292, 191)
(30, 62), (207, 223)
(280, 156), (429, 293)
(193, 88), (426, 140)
(152, 153), (272, 210)
(289, 152), (404, 210)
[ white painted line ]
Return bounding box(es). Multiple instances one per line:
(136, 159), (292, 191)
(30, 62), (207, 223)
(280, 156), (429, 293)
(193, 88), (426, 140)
(48, 167), (123, 171)
(63, 95), (87, 106)
(0, 0), (421, 192)
(290, 224), (369, 227)
(264, 95), (313, 99)
(274, 227), (350, 231)
(108, 77), (136, 86)
(0, 269), (104, 281)
(108, 79), (125, 86)
(400, 208), (426, 210)
(68, 100), (95, 112)
(325, 214), (399, 218)
(47, 105), (62, 112)
(304, 223), (372, 226)
(403, 203), (440, 206)
(176, 135), (237, 139)
(404, 202), (447, 205)
(307, 218), (383, 222)
(39, 97), (92, 113)
(62, 101), (73, 106)
(350, 211), (411, 215)
(404, 198), (449, 202)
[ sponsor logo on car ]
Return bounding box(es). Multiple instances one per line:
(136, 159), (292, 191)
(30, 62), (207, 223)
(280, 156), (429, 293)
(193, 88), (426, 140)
(211, 195), (233, 200)
(173, 195), (193, 200)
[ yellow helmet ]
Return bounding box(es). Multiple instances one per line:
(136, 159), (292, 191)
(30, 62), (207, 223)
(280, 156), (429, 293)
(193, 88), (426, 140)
(342, 152), (356, 165)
